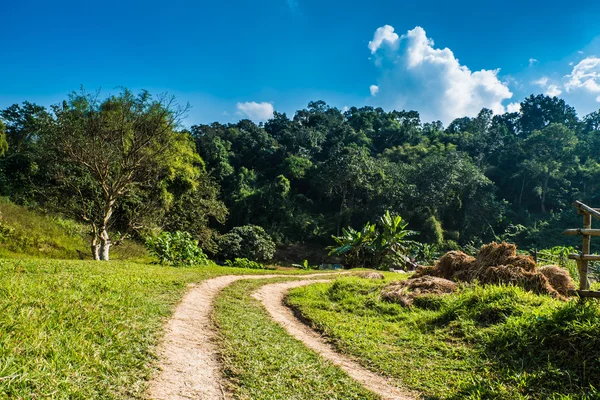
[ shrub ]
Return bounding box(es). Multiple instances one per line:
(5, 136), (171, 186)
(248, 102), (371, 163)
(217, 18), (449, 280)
(224, 257), (265, 269)
(421, 215), (444, 246)
(145, 231), (208, 266)
(216, 225), (276, 262)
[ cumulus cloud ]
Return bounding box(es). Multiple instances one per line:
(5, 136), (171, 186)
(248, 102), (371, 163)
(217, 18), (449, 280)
(368, 26), (513, 124)
(529, 58), (539, 67)
(506, 102), (521, 113)
(370, 85), (379, 96)
(565, 57), (600, 94)
(236, 101), (274, 121)
(368, 25), (399, 54)
(532, 76), (562, 97)
(546, 85), (562, 97)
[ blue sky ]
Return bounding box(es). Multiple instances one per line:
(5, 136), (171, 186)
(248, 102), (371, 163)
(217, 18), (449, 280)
(2, 0), (600, 125)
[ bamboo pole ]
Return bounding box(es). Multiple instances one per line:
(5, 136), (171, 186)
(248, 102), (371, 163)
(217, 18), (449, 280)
(573, 200), (600, 220)
(580, 214), (592, 290)
(568, 254), (600, 261)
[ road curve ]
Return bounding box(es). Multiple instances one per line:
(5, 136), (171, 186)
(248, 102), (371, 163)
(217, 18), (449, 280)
(253, 280), (416, 400)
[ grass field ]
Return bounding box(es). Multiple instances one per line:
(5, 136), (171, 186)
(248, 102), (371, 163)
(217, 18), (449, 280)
(287, 276), (600, 399)
(213, 278), (380, 399)
(0, 258), (313, 399)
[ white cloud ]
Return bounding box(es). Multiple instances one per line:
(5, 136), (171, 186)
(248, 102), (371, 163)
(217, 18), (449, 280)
(532, 77), (549, 87)
(546, 85), (562, 97)
(532, 76), (562, 97)
(529, 58), (539, 67)
(236, 101), (274, 121)
(597, 95), (600, 103)
(370, 85), (379, 96)
(368, 25), (513, 124)
(565, 57), (600, 94)
(506, 102), (521, 113)
(368, 25), (399, 54)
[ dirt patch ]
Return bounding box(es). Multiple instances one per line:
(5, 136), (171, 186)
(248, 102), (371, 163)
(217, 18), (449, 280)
(146, 272), (339, 400)
(253, 280), (416, 400)
(382, 276), (458, 307)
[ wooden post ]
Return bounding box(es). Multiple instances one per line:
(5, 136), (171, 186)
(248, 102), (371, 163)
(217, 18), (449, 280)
(581, 214), (592, 290)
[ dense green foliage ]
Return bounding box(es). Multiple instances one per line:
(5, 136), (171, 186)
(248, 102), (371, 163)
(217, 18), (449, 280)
(213, 278), (379, 399)
(145, 231), (208, 266)
(287, 277), (600, 399)
(215, 224), (276, 262)
(1, 92), (599, 259)
(191, 96), (600, 252)
(224, 257), (266, 269)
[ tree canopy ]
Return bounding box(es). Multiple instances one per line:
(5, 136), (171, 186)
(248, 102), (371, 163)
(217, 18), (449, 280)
(1, 90), (598, 260)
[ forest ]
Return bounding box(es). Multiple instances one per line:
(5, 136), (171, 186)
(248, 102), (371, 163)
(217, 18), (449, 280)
(1, 90), (599, 261)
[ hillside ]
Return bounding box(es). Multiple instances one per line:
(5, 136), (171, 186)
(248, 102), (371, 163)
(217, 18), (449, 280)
(0, 198), (146, 260)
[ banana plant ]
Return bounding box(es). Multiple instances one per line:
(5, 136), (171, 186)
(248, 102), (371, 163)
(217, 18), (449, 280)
(328, 221), (377, 268)
(328, 210), (418, 270)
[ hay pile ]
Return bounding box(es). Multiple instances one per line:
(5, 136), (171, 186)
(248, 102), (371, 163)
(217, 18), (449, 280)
(381, 276), (457, 307)
(539, 265), (576, 297)
(354, 271), (385, 280)
(411, 242), (572, 299)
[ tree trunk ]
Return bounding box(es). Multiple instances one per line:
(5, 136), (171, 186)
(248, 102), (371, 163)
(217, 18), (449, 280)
(90, 236), (100, 260)
(99, 228), (111, 261)
(518, 175), (526, 209)
(541, 173), (549, 213)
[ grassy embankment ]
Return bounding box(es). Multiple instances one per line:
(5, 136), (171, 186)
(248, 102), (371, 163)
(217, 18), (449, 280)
(0, 259), (320, 399)
(0, 197), (147, 261)
(287, 276), (600, 399)
(212, 277), (380, 400)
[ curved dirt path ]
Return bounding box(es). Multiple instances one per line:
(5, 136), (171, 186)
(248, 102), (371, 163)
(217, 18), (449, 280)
(147, 273), (343, 400)
(253, 280), (416, 400)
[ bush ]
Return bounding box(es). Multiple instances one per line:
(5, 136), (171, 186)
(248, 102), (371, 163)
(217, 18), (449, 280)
(421, 215), (444, 246)
(216, 225), (276, 262)
(145, 231), (208, 266)
(224, 257), (265, 269)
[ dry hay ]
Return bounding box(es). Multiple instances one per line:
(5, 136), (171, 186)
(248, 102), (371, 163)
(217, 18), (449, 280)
(414, 251), (475, 280)
(475, 242), (517, 267)
(412, 242), (568, 299)
(381, 276), (457, 307)
(539, 265), (575, 297)
(354, 271), (385, 280)
(503, 256), (536, 272)
(480, 265), (562, 298)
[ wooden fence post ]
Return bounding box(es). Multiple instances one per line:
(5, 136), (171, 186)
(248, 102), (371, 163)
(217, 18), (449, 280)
(581, 214), (592, 290)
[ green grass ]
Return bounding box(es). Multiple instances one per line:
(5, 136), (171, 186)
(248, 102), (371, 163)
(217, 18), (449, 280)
(0, 259), (316, 399)
(287, 277), (600, 399)
(212, 278), (380, 400)
(0, 197), (148, 261)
